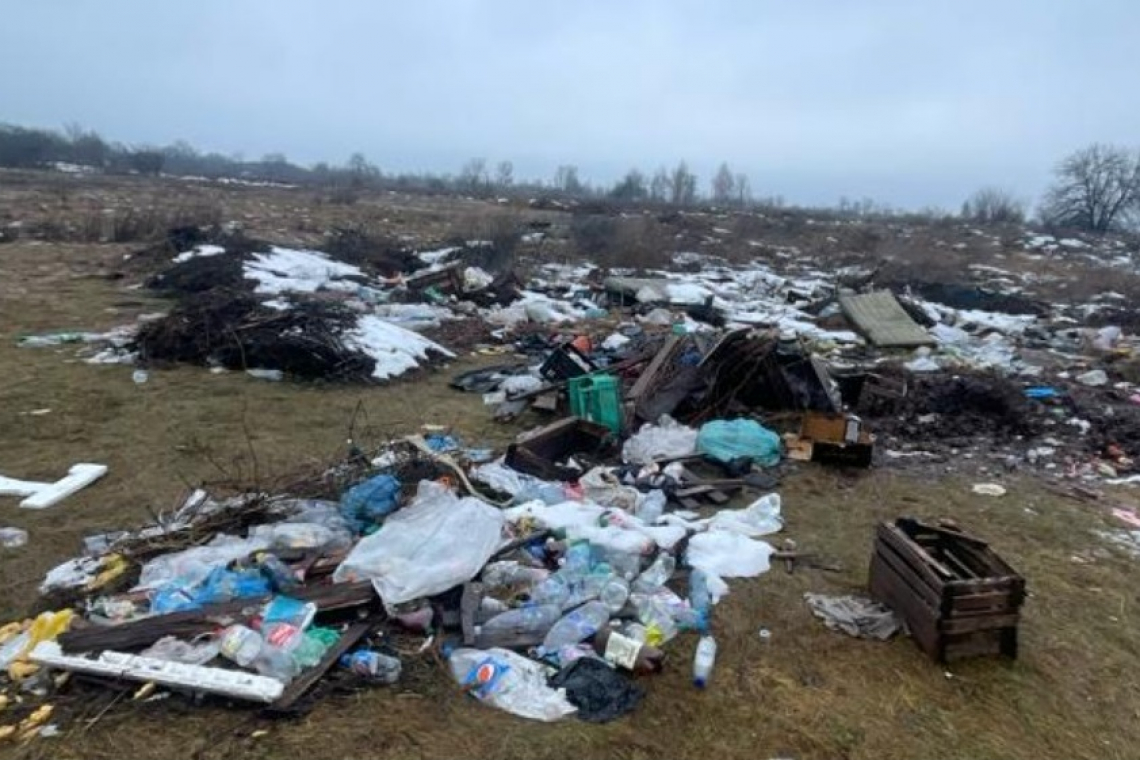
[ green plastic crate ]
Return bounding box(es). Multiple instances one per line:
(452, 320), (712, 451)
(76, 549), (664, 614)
(568, 374), (622, 433)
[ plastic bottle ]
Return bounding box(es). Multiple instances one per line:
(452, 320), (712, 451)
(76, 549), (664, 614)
(219, 625), (263, 667)
(528, 573), (570, 608)
(637, 490), (667, 524)
(632, 593), (678, 645)
(340, 650), (401, 684)
(478, 604), (562, 637)
(692, 635), (717, 688)
(219, 624), (299, 683)
(561, 541), (594, 573)
(597, 548), (641, 581)
(688, 569), (712, 633)
(598, 576), (631, 613)
(632, 553), (676, 594)
(540, 601), (611, 654)
(481, 561), (550, 589)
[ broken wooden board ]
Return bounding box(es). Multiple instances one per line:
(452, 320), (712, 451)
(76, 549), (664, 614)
(838, 291), (934, 348)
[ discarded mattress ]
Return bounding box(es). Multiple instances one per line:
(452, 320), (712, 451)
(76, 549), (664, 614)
(838, 291), (933, 348)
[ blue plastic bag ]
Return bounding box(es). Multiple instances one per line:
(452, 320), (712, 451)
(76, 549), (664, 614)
(696, 419), (781, 466)
(340, 474), (401, 532)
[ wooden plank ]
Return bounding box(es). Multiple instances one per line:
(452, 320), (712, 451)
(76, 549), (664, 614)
(943, 629), (1007, 661)
(873, 538), (943, 610)
(877, 523), (954, 587)
(626, 335), (681, 402)
(267, 618), (375, 713)
(940, 613), (1020, 635)
(869, 553), (942, 660)
(949, 590), (1018, 615)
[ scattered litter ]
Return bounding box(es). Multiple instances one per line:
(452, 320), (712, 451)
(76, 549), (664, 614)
(972, 483), (1007, 497)
(803, 593), (901, 640)
(0, 528), (28, 548)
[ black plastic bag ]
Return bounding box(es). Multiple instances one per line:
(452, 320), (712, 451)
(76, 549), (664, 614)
(548, 658), (644, 723)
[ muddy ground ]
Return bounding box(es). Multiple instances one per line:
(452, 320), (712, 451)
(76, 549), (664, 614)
(1, 175), (1139, 760)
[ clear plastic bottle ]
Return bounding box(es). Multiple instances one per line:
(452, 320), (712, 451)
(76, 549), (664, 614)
(219, 625), (263, 667)
(478, 604), (562, 637)
(632, 593), (678, 645)
(220, 624), (299, 683)
(481, 561), (550, 589)
(598, 576), (631, 613)
(632, 553), (676, 594)
(340, 650), (401, 684)
(692, 634), (717, 688)
(637, 490), (667, 523)
(540, 601), (611, 654)
(688, 569), (712, 633)
(528, 573), (570, 608)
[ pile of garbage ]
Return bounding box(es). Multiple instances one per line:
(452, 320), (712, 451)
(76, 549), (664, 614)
(0, 420), (797, 735)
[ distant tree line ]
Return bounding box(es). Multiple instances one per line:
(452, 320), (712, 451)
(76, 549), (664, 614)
(2, 122), (1138, 232)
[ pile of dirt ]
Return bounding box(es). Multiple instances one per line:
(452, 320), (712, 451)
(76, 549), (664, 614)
(322, 226), (420, 276)
(135, 290), (376, 381)
(867, 369), (1042, 442)
(892, 282), (1048, 316)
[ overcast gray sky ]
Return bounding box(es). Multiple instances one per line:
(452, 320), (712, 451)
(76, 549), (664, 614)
(2, 1), (1136, 209)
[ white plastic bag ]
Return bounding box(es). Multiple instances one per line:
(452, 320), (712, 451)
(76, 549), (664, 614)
(622, 416), (699, 465)
(706, 493), (783, 537)
(333, 481), (505, 605)
(685, 531), (775, 578)
(448, 647), (576, 722)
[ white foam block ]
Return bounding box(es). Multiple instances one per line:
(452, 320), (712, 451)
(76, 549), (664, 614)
(0, 463), (107, 509)
(30, 641), (284, 702)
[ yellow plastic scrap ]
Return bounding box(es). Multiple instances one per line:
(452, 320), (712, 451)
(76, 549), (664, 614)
(7, 610), (75, 681)
(0, 623), (23, 644)
(0, 725), (15, 742)
(0, 695), (8, 713)
(86, 554), (128, 591)
(17, 705), (52, 734)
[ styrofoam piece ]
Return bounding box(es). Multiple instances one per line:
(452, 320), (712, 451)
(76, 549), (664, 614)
(30, 642), (284, 702)
(0, 464), (107, 509)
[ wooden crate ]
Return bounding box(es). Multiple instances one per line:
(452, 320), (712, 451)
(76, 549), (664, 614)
(869, 518), (1025, 662)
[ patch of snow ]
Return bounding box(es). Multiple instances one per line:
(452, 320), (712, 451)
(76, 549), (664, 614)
(343, 315), (454, 380)
(243, 246), (364, 295)
(172, 244), (226, 264)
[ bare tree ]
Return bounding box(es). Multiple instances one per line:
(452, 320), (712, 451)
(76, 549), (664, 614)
(961, 187), (1025, 225)
(733, 172), (751, 207)
(553, 165), (583, 194)
(649, 167), (670, 202)
(459, 157), (489, 193)
(1040, 143), (1140, 232)
(669, 161), (697, 205)
(610, 168), (648, 202)
(711, 162), (735, 204)
(495, 160), (514, 189)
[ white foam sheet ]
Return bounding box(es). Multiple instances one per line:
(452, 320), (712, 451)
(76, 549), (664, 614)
(0, 463), (107, 509)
